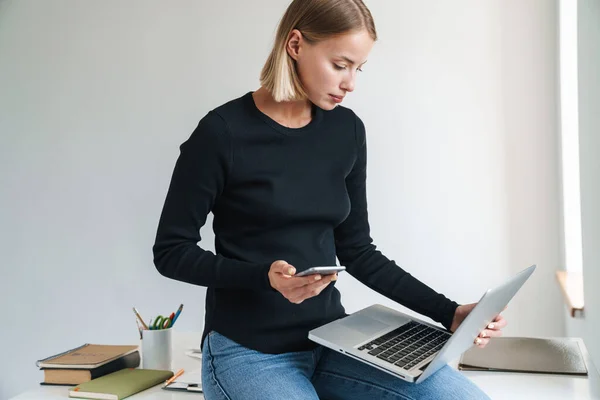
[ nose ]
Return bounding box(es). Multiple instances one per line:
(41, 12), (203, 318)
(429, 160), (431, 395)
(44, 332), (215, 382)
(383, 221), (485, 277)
(341, 73), (356, 93)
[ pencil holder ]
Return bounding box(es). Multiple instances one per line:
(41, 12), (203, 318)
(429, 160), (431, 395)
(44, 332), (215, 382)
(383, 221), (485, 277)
(141, 327), (172, 370)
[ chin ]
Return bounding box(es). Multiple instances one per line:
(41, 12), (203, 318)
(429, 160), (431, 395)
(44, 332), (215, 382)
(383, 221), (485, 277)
(306, 94), (336, 111)
(315, 98), (338, 111)
(320, 103), (337, 111)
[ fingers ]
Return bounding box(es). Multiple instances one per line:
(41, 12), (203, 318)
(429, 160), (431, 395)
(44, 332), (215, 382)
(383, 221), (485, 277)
(269, 260), (340, 304)
(269, 261), (311, 295)
(478, 328), (503, 339)
(272, 260), (296, 276)
(271, 261), (319, 287)
(287, 274), (338, 304)
(475, 314), (508, 348)
(281, 273), (325, 289)
(288, 274), (337, 302)
(487, 316), (507, 330)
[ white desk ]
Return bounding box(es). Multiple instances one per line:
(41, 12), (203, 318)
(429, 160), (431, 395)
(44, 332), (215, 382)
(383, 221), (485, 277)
(11, 334), (600, 399)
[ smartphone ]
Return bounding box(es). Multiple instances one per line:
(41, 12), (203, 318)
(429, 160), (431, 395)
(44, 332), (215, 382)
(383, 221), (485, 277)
(294, 266), (346, 277)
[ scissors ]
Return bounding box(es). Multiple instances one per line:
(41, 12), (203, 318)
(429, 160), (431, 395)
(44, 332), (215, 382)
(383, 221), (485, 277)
(151, 312), (175, 330)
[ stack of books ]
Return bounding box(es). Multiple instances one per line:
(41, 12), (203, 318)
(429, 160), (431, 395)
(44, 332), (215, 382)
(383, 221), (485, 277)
(37, 344), (140, 386)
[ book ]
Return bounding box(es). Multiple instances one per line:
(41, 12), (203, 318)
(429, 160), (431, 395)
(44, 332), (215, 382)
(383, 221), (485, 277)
(41, 351), (141, 385)
(69, 368), (174, 400)
(37, 344), (138, 369)
(458, 337), (588, 375)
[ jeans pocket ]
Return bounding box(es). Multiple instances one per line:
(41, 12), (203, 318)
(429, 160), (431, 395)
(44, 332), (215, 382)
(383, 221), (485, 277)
(205, 331), (241, 354)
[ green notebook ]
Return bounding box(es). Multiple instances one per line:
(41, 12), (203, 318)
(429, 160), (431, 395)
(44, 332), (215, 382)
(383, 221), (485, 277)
(68, 368), (174, 400)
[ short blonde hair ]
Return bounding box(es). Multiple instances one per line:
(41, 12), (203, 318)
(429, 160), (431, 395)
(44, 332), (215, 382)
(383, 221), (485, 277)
(260, 0), (377, 102)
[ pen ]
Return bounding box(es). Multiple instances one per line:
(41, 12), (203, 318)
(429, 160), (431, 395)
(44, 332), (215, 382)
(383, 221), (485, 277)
(164, 369), (184, 386)
(171, 304), (184, 326)
(133, 307), (149, 330)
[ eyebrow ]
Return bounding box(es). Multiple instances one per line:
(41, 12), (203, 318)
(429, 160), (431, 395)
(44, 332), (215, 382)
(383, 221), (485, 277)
(339, 56), (368, 66)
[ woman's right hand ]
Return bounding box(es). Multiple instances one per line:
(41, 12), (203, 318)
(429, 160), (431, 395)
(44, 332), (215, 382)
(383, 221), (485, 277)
(268, 260), (337, 304)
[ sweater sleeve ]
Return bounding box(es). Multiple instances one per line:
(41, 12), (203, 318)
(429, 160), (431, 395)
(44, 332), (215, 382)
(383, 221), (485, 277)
(334, 114), (459, 330)
(152, 111), (272, 290)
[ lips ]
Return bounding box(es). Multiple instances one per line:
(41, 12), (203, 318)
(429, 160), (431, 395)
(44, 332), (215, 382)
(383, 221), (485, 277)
(329, 94), (344, 103)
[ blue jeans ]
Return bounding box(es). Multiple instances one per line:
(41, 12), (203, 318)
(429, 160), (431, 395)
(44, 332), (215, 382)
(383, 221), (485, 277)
(202, 331), (490, 400)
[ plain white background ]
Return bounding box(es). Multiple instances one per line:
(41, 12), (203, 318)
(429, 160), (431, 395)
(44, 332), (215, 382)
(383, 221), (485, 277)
(0, 0), (582, 398)
(565, 0), (600, 377)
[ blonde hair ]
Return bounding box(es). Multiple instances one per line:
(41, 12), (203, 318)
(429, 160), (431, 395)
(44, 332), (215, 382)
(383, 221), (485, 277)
(260, 0), (377, 102)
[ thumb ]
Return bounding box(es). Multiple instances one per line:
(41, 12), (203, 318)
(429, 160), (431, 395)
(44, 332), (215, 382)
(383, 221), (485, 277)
(275, 260), (295, 276)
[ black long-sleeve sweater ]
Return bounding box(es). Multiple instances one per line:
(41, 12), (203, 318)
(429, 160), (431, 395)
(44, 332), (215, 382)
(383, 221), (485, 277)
(152, 92), (459, 354)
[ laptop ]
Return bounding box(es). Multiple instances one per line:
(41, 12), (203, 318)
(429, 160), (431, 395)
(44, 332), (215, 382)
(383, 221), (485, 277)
(308, 265), (536, 383)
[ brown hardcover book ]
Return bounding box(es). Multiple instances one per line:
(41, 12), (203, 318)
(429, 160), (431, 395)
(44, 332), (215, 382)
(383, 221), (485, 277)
(42, 351), (141, 385)
(37, 344), (139, 369)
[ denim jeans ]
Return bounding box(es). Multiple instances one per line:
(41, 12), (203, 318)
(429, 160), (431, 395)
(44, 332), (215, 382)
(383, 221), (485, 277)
(202, 331), (490, 400)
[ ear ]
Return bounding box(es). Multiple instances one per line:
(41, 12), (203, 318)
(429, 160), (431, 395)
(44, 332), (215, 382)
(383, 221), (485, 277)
(286, 29), (303, 61)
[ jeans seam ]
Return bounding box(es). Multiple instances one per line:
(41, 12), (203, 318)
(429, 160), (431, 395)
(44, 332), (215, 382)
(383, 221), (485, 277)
(313, 370), (416, 400)
(206, 332), (233, 400)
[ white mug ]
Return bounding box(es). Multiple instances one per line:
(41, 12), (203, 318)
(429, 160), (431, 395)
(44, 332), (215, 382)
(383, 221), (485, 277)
(141, 328), (172, 370)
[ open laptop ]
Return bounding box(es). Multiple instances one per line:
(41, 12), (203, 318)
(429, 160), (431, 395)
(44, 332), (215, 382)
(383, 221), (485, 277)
(309, 265), (536, 384)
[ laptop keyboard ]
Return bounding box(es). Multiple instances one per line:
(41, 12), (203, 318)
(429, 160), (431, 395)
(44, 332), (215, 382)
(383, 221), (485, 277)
(357, 321), (451, 370)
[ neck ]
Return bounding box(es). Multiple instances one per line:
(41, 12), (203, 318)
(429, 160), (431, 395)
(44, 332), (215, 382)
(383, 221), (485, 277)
(252, 87), (313, 128)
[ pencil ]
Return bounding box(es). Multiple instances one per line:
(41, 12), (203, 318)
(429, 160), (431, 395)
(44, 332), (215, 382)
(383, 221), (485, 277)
(132, 307), (149, 330)
(171, 304), (184, 326)
(135, 319), (143, 340)
(165, 368), (184, 386)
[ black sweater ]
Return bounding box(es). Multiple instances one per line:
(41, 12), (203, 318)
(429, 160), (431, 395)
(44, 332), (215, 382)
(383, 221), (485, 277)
(153, 92), (459, 354)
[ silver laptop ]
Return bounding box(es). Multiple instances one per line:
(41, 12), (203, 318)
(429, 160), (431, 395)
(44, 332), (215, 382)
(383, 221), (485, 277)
(309, 265), (536, 383)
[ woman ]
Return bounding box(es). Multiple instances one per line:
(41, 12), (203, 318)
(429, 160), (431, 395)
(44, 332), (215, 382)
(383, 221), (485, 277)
(153, 0), (504, 398)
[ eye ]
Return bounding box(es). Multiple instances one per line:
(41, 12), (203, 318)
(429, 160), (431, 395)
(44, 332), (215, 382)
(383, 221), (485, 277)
(333, 64), (346, 70)
(357, 67), (363, 72)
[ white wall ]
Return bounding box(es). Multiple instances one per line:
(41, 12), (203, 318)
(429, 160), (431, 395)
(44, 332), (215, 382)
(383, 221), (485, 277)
(0, 0), (563, 398)
(566, 0), (600, 373)
(340, 0), (564, 336)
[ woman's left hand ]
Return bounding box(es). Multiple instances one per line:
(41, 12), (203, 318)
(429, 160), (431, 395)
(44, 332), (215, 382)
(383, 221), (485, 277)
(449, 303), (507, 348)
